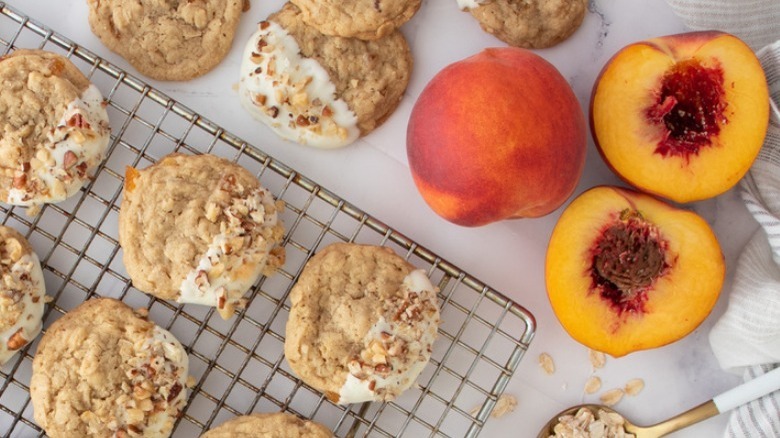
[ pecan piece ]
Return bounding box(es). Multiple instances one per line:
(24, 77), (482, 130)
(63, 150), (78, 169)
(167, 382), (183, 403)
(7, 328), (26, 350)
(193, 270), (209, 289)
(374, 363), (391, 377)
(66, 113), (91, 130)
(12, 173), (26, 189)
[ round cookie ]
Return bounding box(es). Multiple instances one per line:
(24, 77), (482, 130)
(30, 298), (188, 437)
(238, 3), (412, 148)
(119, 153), (285, 319)
(0, 226), (46, 365)
(202, 412), (332, 437)
(289, 0), (420, 40)
(458, 0), (587, 49)
(86, 0), (245, 80)
(284, 243), (440, 404)
(0, 50), (110, 211)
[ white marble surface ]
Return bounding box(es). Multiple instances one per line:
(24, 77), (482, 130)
(3, 0), (761, 437)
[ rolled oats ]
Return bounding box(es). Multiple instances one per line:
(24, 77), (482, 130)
(624, 378), (644, 396)
(599, 388), (624, 407)
(589, 350), (606, 369)
(549, 407), (635, 438)
(468, 393), (517, 418)
(539, 352), (555, 375)
(584, 376), (601, 394)
(491, 394), (518, 418)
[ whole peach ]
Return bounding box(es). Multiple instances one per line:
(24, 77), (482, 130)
(406, 47), (586, 227)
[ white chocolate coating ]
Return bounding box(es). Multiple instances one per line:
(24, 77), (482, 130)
(127, 326), (189, 437)
(178, 186), (279, 316)
(0, 253), (46, 365)
(338, 269), (440, 404)
(238, 21), (359, 149)
(456, 0), (485, 10)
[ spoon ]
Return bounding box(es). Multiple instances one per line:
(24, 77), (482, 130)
(538, 365), (780, 438)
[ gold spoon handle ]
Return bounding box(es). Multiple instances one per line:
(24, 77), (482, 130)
(639, 400), (718, 437)
(642, 366), (780, 437)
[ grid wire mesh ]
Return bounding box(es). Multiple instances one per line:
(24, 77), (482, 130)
(0, 4), (536, 437)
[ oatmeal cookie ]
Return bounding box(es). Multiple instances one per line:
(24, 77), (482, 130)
(202, 412), (332, 437)
(284, 243), (440, 404)
(0, 226), (46, 365)
(289, 0), (419, 40)
(0, 49), (110, 211)
(119, 153), (285, 319)
(30, 298), (189, 437)
(87, 0), (246, 80)
(458, 0), (587, 49)
(238, 3), (412, 148)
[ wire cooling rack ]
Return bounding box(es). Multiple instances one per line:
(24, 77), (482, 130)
(0, 3), (535, 437)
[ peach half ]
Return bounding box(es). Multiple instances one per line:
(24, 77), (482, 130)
(591, 31), (769, 203)
(546, 186), (724, 357)
(407, 47), (586, 226)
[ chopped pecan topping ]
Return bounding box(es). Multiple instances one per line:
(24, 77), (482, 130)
(167, 382), (183, 403)
(12, 173), (26, 189)
(66, 113), (91, 130)
(374, 363), (391, 376)
(7, 328), (26, 350)
(76, 162), (88, 177)
(194, 270), (209, 289)
(63, 150), (78, 169)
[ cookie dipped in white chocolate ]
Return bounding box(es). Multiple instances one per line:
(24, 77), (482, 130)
(6, 84), (110, 208)
(337, 269), (440, 404)
(239, 20), (359, 148)
(285, 244), (441, 405)
(119, 154), (286, 320)
(0, 50), (111, 214)
(0, 226), (46, 365)
(30, 298), (189, 438)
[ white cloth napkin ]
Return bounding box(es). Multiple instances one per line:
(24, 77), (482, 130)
(666, 0), (780, 50)
(663, 1), (780, 436)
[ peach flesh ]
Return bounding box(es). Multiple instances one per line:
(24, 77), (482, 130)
(590, 31), (769, 203)
(646, 58), (727, 159)
(546, 186), (725, 356)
